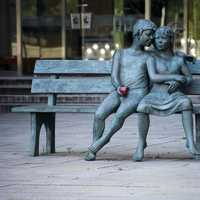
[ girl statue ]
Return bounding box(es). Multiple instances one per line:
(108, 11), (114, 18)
(136, 26), (200, 160)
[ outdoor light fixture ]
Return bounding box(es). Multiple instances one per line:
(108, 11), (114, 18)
(105, 43), (110, 50)
(115, 43), (120, 49)
(190, 38), (195, 45)
(92, 44), (99, 50)
(180, 38), (186, 46)
(86, 48), (93, 54)
(100, 48), (106, 55)
(111, 50), (115, 56)
(190, 48), (196, 56)
(99, 57), (105, 61)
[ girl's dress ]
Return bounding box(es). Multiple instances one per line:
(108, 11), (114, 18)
(137, 56), (192, 116)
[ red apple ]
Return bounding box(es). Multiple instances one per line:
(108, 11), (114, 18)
(119, 86), (129, 96)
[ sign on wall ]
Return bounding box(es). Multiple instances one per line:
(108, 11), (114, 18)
(71, 13), (92, 29)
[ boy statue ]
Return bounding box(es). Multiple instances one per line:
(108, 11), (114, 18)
(85, 19), (157, 161)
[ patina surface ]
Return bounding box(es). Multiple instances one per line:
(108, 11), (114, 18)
(11, 19), (200, 158)
(85, 21), (200, 162)
(85, 19), (157, 161)
(137, 26), (200, 156)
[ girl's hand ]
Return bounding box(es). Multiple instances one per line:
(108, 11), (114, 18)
(167, 81), (180, 93)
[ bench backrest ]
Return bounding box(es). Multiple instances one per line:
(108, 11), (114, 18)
(183, 60), (200, 96)
(32, 59), (200, 105)
(32, 60), (113, 105)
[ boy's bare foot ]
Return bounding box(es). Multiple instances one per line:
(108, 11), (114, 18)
(84, 150), (96, 161)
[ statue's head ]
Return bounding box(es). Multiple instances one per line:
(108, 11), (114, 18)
(154, 26), (174, 51)
(133, 19), (157, 47)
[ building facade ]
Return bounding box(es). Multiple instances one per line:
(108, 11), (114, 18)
(0, 0), (200, 75)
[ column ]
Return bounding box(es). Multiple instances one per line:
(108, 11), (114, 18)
(145, 0), (151, 20)
(61, 0), (67, 59)
(183, 0), (189, 54)
(16, 0), (23, 75)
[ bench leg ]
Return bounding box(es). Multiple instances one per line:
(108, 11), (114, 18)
(195, 114), (200, 147)
(44, 113), (56, 154)
(31, 113), (43, 156)
(30, 113), (56, 156)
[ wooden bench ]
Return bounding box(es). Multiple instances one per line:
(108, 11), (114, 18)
(12, 59), (200, 156)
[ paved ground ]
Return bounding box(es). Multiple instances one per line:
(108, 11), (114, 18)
(0, 113), (200, 200)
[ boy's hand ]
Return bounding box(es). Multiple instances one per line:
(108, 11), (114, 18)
(117, 86), (129, 96)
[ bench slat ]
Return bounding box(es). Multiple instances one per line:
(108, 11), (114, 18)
(31, 77), (200, 95)
(34, 60), (112, 74)
(34, 59), (200, 75)
(187, 60), (200, 74)
(11, 104), (98, 113)
(31, 77), (114, 93)
(11, 104), (200, 113)
(184, 79), (200, 95)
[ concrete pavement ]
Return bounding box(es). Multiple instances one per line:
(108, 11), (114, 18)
(0, 113), (199, 200)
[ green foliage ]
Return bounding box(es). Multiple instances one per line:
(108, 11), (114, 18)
(114, 0), (124, 48)
(114, 0), (123, 16)
(67, 0), (78, 13)
(22, 0), (62, 17)
(189, 0), (200, 40)
(22, 0), (37, 16)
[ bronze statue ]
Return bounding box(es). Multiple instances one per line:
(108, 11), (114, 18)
(85, 19), (200, 161)
(85, 19), (157, 161)
(137, 26), (200, 159)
